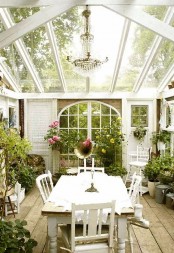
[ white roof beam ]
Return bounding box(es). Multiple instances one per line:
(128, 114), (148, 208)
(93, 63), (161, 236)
(105, 5), (174, 43)
(1, 1), (174, 8)
(0, 8), (44, 92)
(133, 7), (174, 93)
(110, 18), (130, 92)
(0, 2), (77, 49)
(0, 61), (21, 92)
(45, 22), (67, 92)
(158, 64), (174, 93)
(1, 4), (174, 50)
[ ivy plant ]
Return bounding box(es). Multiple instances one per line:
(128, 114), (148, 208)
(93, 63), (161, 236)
(0, 219), (37, 253)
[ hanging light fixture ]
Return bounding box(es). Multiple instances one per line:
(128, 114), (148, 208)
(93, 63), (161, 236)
(67, 5), (108, 77)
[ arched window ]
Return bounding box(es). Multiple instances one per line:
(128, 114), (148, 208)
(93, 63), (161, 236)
(58, 101), (122, 167)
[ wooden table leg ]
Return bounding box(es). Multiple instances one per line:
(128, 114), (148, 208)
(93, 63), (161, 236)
(117, 217), (127, 253)
(47, 217), (58, 253)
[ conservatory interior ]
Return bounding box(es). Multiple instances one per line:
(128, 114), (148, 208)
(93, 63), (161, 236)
(0, 1), (174, 253)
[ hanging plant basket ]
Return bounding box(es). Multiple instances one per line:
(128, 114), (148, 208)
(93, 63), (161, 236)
(133, 126), (147, 141)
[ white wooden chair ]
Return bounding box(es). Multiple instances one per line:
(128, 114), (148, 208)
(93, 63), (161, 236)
(128, 172), (142, 206)
(36, 170), (53, 203)
(77, 166), (105, 174)
(126, 173), (149, 252)
(60, 201), (115, 253)
(5, 181), (21, 216)
(125, 146), (152, 195)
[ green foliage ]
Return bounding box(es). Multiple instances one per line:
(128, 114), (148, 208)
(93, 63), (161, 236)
(0, 7), (80, 86)
(93, 118), (124, 167)
(124, 6), (172, 85)
(105, 164), (127, 177)
(133, 125), (147, 141)
(44, 120), (85, 153)
(144, 154), (174, 182)
(0, 123), (32, 189)
(0, 219), (37, 253)
(151, 130), (170, 144)
(13, 165), (36, 193)
(144, 156), (161, 182)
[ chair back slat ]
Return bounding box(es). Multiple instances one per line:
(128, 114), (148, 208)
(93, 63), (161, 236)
(71, 201), (115, 252)
(36, 170), (53, 203)
(78, 167), (105, 174)
(129, 172), (142, 206)
(136, 146), (152, 162)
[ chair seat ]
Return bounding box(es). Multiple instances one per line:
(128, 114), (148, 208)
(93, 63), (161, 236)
(129, 161), (147, 167)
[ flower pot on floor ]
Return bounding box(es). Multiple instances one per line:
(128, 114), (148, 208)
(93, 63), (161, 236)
(155, 184), (169, 204)
(148, 181), (158, 198)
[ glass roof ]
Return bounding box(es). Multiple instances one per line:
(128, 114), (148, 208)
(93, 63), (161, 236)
(0, 1), (173, 96)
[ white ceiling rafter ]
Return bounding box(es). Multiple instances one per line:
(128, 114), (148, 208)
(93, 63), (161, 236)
(0, 0), (174, 8)
(0, 8), (44, 93)
(105, 5), (174, 43)
(133, 7), (174, 93)
(0, 2), (76, 49)
(158, 64), (174, 93)
(0, 4), (174, 59)
(0, 61), (21, 92)
(45, 22), (67, 92)
(110, 18), (131, 92)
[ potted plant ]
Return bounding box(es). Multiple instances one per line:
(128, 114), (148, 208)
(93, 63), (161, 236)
(133, 125), (147, 142)
(0, 122), (32, 217)
(151, 130), (170, 151)
(144, 156), (161, 197)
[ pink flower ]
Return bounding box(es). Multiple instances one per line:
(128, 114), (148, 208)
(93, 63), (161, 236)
(48, 138), (55, 144)
(49, 120), (59, 128)
(83, 138), (91, 147)
(53, 136), (60, 141)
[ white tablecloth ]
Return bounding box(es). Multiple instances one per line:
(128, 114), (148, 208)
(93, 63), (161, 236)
(48, 172), (133, 215)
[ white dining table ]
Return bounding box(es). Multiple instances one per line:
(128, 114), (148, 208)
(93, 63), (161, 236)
(42, 172), (134, 253)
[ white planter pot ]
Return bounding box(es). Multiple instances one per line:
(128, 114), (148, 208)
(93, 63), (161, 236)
(157, 141), (165, 151)
(148, 181), (156, 198)
(19, 188), (25, 203)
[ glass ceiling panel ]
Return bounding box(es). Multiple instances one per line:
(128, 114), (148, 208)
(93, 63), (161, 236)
(143, 38), (174, 89)
(89, 7), (125, 92)
(0, 5), (171, 94)
(23, 25), (62, 92)
(58, 6), (126, 92)
(55, 6), (86, 92)
(115, 22), (155, 91)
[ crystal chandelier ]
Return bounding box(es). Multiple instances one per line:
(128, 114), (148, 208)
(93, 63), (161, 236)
(67, 5), (108, 77)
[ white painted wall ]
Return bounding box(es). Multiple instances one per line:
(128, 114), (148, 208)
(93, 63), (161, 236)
(26, 99), (57, 173)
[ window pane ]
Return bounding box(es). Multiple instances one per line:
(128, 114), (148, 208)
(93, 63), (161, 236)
(60, 116), (68, 128)
(69, 116), (77, 127)
(92, 116), (100, 128)
(101, 116), (110, 127)
(79, 104), (87, 115)
(69, 105), (78, 114)
(131, 105), (148, 127)
(79, 116), (87, 128)
(101, 105), (110, 114)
